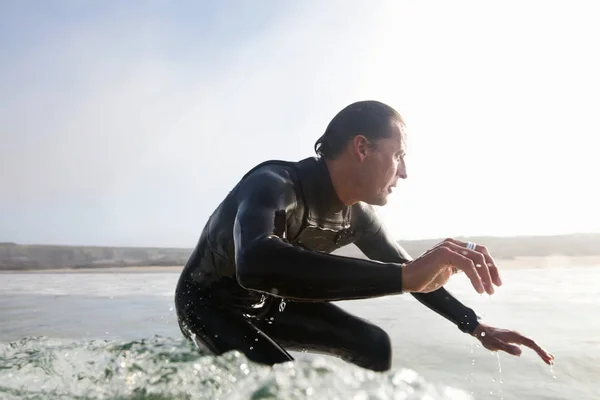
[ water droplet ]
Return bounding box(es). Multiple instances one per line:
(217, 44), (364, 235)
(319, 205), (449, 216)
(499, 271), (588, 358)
(279, 300), (286, 312)
(496, 352), (502, 373)
(255, 338), (259, 341)
(549, 364), (558, 379)
(481, 332), (486, 337)
(249, 346), (254, 350)
(169, 307), (173, 312)
(214, 334), (219, 338)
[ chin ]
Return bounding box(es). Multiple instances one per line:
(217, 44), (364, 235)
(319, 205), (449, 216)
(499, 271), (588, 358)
(365, 196), (388, 207)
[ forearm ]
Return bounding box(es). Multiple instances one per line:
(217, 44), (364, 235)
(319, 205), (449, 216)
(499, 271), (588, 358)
(355, 222), (480, 333)
(411, 289), (481, 334)
(236, 235), (405, 301)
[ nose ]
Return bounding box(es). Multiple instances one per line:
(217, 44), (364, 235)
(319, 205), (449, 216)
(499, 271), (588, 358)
(396, 159), (407, 179)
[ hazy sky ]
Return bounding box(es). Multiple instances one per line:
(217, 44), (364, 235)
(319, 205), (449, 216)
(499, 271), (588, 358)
(1, 0), (599, 247)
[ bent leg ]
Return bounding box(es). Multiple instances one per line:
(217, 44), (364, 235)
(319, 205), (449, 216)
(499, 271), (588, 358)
(177, 305), (294, 366)
(257, 301), (392, 372)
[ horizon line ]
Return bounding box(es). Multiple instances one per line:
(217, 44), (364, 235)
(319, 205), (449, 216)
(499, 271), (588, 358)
(2, 231), (599, 249)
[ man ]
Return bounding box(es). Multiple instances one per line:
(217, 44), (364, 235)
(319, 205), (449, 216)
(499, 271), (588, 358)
(174, 100), (554, 372)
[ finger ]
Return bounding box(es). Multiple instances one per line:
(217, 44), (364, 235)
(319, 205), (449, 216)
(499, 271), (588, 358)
(476, 245), (503, 286)
(511, 334), (555, 365)
(442, 242), (495, 295)
(501, 331), (555, 365)
(445, 242), (495, 294)
(489, 340), (522, 357)
(437, 246), (485, 294)
(444, 238), (502, 286)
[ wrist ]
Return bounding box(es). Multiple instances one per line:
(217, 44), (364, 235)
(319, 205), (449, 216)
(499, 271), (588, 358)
(471, 322), (488, 338)
(399, 263), (408, 292)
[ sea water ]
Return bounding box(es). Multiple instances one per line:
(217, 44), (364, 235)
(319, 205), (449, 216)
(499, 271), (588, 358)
(1, 267), (599, 399)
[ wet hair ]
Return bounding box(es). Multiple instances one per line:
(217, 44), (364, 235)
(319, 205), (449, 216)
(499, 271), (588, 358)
(314, 100), (404, 159)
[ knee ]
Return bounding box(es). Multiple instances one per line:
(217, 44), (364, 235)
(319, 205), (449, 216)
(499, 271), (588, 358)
(348, 324), (392, 372)
(366, 324), (392, 371)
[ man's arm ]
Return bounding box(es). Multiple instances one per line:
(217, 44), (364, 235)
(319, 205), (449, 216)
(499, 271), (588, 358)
(233, 166), (406, 301)
(353, 204), (481, 334)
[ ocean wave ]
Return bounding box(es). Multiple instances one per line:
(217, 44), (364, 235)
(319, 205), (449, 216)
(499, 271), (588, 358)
(0, 336), (473, 400)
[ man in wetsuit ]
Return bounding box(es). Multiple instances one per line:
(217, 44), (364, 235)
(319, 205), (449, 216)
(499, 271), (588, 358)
(174, 100), (554, 371)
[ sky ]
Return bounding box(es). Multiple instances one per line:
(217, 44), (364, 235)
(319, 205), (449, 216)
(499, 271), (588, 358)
(1, 0), (599, 247)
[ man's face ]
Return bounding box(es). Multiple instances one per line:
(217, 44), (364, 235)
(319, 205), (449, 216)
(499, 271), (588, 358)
(358, 120), (408, 206)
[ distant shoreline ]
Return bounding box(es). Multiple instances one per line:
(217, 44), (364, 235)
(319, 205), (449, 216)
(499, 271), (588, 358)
(0, 265), (183, 274)
(3, 255), (600, 274)
(3, 233), (600, 271)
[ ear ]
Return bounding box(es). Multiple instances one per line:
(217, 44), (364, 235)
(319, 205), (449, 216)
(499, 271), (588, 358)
(352, 135), (370, 162)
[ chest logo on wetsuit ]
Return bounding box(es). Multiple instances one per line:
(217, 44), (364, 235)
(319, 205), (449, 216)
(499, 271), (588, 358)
(293, 225), (355, 253)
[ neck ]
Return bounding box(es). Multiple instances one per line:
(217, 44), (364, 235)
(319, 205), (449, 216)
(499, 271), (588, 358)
(323, 156), (361, 206)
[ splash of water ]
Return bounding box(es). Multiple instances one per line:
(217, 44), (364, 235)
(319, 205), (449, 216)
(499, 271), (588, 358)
(468, 344), (475, 398)
(0, 336), (474, 400)
(495, 352), (504, 400)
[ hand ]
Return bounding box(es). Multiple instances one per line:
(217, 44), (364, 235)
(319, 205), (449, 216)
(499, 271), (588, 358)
(402, 238), (502, 295)
(472, 324), (555, 365)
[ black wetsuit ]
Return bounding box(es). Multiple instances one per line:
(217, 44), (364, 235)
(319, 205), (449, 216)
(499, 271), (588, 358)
(174, 156), (480, 371)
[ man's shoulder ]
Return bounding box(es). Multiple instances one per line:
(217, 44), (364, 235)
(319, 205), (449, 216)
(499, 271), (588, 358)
(239, 159), (299, 185)
(239, 157), (318, 185)
(232, 158), (314, 205)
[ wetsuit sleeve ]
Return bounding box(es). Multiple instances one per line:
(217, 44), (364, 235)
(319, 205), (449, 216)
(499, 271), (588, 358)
(353, 204), (481, 334)
(232, 167), (405, 301)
